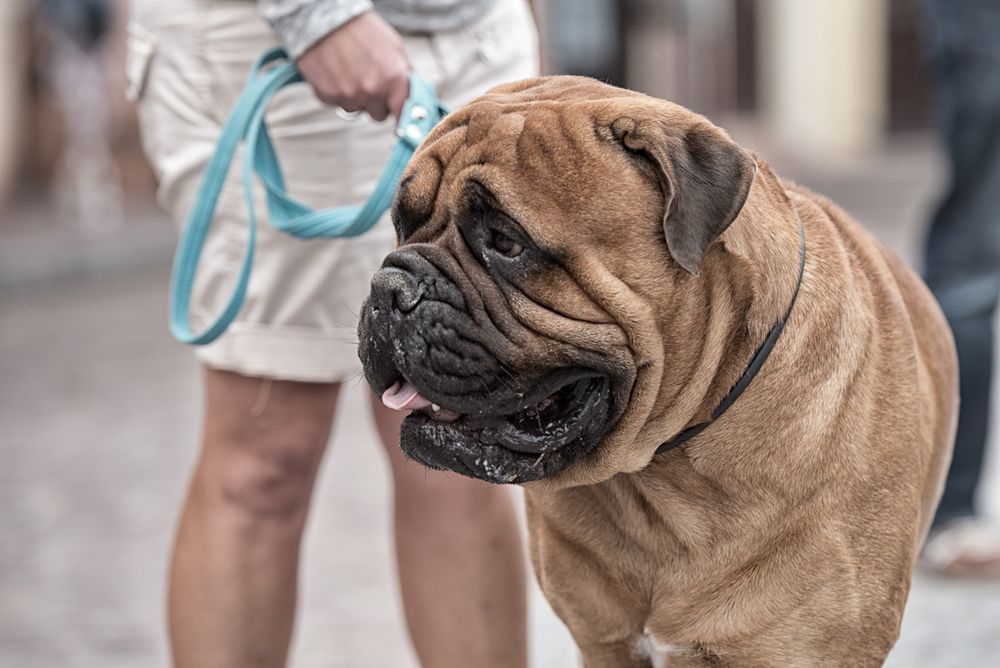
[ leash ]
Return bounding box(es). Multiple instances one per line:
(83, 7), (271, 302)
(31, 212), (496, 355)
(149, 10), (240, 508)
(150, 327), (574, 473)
(656, 213), (807, 455)
(169, 47), (448, 345)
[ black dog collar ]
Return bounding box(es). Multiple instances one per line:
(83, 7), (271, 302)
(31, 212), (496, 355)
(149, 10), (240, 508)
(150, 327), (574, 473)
(655, 213), (807, 456)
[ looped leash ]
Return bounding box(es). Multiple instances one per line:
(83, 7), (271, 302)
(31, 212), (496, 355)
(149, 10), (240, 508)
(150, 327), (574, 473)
(170, 47), (448, 345)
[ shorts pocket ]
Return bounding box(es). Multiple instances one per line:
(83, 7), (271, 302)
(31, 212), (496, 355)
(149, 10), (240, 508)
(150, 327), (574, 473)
(125, 22), (157, 103)
(472, 0), (539, 69)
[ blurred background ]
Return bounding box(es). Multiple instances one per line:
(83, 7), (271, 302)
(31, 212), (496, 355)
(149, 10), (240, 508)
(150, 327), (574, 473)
(2, 0), (999, 666)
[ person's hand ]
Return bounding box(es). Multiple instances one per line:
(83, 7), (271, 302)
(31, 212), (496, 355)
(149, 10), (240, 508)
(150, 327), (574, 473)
(296, 11), (411, 122)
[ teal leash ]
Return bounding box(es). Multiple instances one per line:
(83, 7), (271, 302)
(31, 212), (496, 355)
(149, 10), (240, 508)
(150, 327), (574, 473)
(169, 47), (447, 345)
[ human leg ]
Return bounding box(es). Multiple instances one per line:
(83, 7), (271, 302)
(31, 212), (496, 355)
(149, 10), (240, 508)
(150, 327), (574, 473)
(920, 0), (1000, 575)
(922, 0), (1000, 526)
(371, 398), (528, 668)
(169, 368), (339, 668)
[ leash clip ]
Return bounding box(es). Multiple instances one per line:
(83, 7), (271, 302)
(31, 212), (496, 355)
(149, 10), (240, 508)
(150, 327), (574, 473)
(396, 118), (427, 151)
(395, 76), (447, 151)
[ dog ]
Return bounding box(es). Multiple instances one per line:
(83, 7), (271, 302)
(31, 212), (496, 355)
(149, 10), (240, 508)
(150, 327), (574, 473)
(358, 76), (958, 667)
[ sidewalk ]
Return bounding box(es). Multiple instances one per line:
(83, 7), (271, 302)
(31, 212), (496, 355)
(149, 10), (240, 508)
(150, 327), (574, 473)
(2, 136), (999, 667)
(0, 198), (175, 291)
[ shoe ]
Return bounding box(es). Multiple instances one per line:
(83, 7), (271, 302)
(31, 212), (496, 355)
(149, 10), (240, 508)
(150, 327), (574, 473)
(920, 516), (1000, 577)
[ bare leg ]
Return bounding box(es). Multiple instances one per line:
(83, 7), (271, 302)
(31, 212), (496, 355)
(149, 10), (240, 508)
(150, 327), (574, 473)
(168, 367), (339, 668)
(371, 399), (528, 668)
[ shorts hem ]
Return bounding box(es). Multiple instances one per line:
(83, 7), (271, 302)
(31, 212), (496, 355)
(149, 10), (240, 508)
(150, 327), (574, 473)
(194, 323), (363, 383)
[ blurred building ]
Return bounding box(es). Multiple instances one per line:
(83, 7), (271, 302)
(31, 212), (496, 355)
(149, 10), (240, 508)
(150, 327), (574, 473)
(0, 0), (933, 220)
(541, 0), (932, 160)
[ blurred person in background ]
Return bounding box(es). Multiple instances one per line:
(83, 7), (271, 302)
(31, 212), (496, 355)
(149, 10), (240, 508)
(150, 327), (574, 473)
(38, 0), (123, 234)
(127, 0), (538, 666)
(0, 0), (29, 210)
(920, 0), (1000, 576)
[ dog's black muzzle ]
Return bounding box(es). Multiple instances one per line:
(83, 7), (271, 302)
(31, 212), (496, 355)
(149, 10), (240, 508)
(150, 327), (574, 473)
(358, 248), (619, 483)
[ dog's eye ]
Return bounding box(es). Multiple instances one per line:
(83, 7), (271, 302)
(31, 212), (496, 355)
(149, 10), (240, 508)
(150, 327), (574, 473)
(490, 230), (523, 258)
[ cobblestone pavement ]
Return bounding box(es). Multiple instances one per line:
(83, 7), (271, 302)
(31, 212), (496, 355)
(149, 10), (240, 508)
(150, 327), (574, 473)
(3, 138), (1000, 666)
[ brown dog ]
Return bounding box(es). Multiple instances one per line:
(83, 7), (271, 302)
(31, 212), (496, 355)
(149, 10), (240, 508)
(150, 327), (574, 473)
(359, 77), (958, 667)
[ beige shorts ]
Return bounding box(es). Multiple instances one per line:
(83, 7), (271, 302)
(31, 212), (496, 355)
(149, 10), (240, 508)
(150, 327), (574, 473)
(128, 0), (538, 382)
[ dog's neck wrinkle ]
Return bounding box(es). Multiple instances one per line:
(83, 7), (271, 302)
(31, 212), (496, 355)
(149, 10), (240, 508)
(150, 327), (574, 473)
(691, 275), (759, 427)
(650, 258), (756, 440)
(734, 163), (806, 339)
(698, 166), (806, 403)
(649, 170), (804, 455)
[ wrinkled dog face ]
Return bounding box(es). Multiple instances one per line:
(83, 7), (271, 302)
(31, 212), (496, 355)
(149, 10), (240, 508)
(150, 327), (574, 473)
(358, 179), (625, 484)
(358, 77), (754, 484)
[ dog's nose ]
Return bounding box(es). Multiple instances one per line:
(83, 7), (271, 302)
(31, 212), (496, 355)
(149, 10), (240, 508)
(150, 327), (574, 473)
(370, 267), (425, 314)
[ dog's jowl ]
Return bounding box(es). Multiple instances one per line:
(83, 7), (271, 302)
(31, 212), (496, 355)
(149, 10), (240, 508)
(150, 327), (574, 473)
(359, 77), (958, 667)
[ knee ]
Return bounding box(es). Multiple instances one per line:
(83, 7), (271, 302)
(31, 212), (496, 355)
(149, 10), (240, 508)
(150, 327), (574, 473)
(201, 419), (329, 521)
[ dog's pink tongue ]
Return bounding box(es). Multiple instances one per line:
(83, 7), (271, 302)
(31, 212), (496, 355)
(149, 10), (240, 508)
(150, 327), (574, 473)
(381, 381), (433, 412)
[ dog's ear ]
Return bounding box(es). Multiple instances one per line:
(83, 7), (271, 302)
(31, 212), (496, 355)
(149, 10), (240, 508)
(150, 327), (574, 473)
(611, 117), (756, 275)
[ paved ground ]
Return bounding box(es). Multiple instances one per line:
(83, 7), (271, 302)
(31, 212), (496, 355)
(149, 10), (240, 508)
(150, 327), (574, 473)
(3, 136), (1000, 666)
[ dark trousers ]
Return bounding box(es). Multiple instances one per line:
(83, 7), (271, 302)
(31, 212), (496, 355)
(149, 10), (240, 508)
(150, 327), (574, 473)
(923, 0), (1000, 525)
